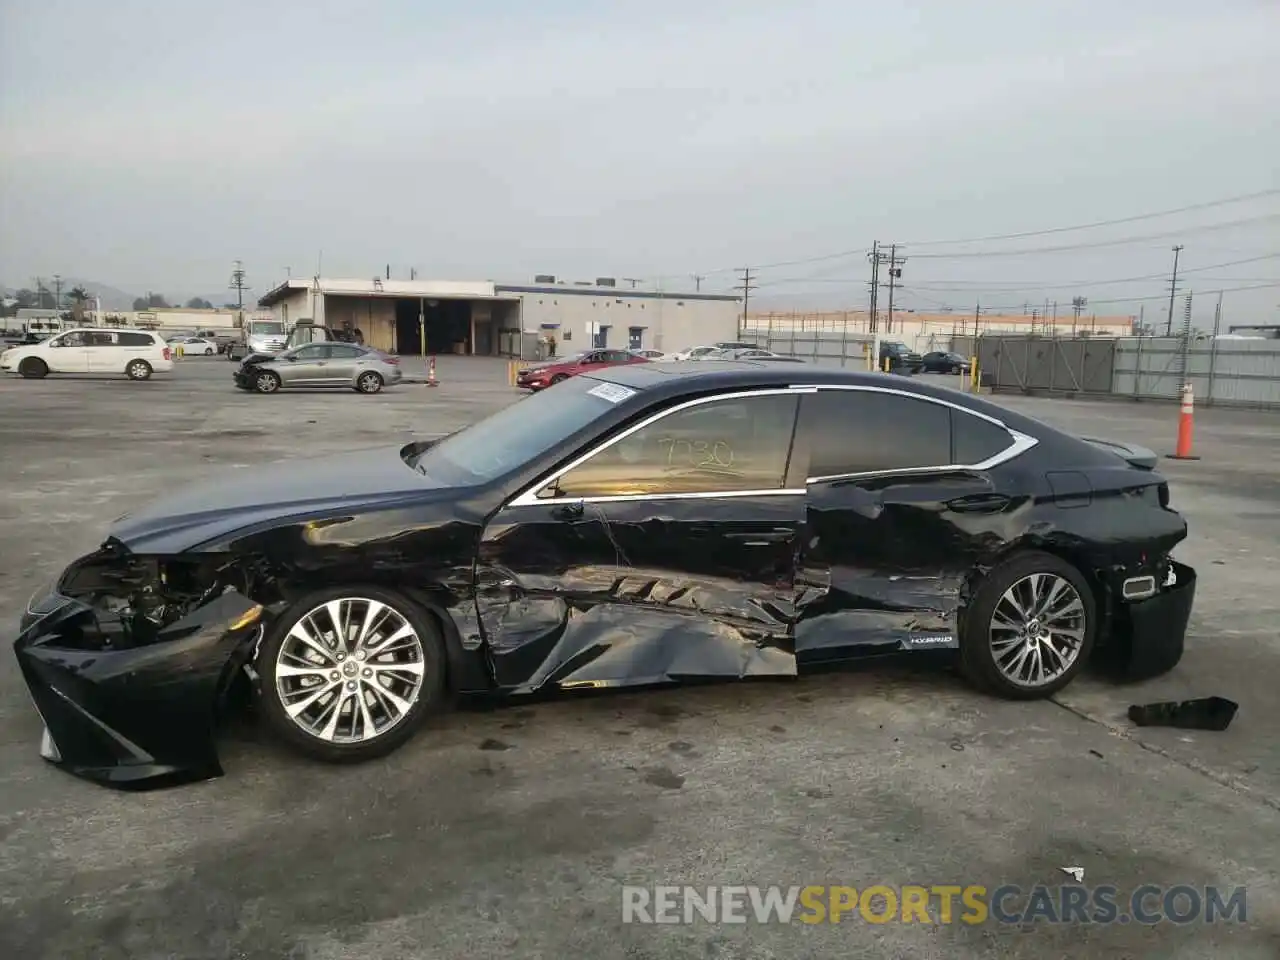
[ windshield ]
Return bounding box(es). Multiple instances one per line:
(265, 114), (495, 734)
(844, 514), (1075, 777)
(408, 375), (634, 484)
(249, 322), (284, 335)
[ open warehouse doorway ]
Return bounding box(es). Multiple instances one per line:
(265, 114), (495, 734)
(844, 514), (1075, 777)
(394, 298), (472, 355)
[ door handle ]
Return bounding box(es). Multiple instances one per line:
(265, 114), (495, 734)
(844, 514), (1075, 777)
(551, 502), (585, 521)
(946, 493), (1012, 514)
(724, 531), (791, 542)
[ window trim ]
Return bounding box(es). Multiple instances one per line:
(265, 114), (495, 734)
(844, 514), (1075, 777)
(507, 386), (816, 507)
(795, 384), (1038, 483)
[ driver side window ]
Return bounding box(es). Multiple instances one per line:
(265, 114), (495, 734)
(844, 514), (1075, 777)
(552, 393), (799, 498)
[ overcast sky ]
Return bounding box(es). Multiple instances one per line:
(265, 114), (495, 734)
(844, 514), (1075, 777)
(2, 0), (1277, 322)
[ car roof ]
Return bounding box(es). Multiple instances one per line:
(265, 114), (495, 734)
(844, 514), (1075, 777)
(586, 360), (1054, 436)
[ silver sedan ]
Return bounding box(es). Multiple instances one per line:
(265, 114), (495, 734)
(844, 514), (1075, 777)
(238, 343), (404, 394)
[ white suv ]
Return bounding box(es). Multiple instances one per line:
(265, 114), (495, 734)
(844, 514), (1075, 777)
(0, 328), (175, 381)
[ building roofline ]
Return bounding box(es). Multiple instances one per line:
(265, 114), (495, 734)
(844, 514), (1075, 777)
(494, 284), (738, 302)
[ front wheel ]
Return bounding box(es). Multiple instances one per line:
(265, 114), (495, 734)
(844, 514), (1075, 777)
(19, 358), (48, 379)
(126, 359), (153, 381)
(204, 347), (214, 356)
(254, 370), (281, 394)
(959, 551), (1096, 700)
(255, 587), (447, 763)
(550, 373), (568, 385)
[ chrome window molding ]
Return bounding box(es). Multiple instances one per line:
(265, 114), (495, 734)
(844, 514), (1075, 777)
(507, 387), (815, 508)
(794, 383), (1038, 484)
(505, 381), (1040, 508)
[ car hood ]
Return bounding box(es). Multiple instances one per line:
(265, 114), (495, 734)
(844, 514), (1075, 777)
(108, 445), (455, 553)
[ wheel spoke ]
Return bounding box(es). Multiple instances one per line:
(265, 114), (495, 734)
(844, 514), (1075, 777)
(355, 600), (388, 650)
(285, 680), (340, 718)
(365, 622), (416, 656)
(318, 689), (349, 741)
(326, 600), (351, 653)
(277, 663), (332, 680)
(368, 659), (425, 678)
(287, 621), (336, 665)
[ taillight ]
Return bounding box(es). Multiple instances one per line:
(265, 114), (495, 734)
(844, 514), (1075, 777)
(162, 347), (171, 360)
(383, 355), (400, 364)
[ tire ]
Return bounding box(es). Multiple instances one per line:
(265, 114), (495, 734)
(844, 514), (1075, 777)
(254, 370), (281, 394)
(204, 347), (214, 356)
(550, 373), (568, 385)
(126, 359), (153, 381)
(255, 586), (447, 763)
(959, 550), (1096, 700)
(19, 358), (48, 379)
(356, 371), (383, 394)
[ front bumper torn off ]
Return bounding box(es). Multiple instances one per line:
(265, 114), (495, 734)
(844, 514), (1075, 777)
(14, 589), (265, 790)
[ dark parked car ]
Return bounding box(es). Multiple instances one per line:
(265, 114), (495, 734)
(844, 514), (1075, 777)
(880, 340), (923, 373)
(15, 362), (1196, 789)
(921, 351), (971, 374)
(516, 347), (648, 390)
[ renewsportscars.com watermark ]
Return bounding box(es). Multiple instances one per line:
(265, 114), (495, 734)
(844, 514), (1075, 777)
(622, 884), (1247, 926)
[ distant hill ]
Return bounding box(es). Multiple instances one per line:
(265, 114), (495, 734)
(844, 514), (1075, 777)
(0, 277), (140, 311)
(0, 279), (251, 312)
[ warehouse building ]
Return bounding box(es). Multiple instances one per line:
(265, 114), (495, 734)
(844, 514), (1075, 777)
(256, 275), (740, 357)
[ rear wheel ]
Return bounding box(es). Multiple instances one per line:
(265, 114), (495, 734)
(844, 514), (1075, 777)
(255, 370), (281, 394)
(19, 358), (48, 379)
(126, 359), (153, 381)
(255, 586), (447, 763)
(356, 371), (383, 394)
(959, 551), (1096, 699)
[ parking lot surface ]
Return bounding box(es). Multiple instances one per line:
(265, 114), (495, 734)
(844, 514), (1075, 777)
(1, 356), (1277, 959)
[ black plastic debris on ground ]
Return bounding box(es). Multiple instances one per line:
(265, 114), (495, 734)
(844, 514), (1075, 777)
(1128, 696), (1239, 731)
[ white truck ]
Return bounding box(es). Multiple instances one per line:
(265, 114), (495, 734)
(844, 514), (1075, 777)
(226, 318), (288, 361)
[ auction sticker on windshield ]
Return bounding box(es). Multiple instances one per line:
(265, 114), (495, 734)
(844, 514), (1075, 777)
(588, 382), (637, 404)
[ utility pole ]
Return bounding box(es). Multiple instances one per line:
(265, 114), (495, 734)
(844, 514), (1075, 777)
(868, 242), (905, 333)
(866, 241), (881, 332)
(229, 260), (250, 328)
(53, 274), (63, 311)
(691, 274), (705, 292)
(733, 267), (756, 339)
(884, 244), (904, 334)
(1071, 296), (1087, 336)
(1212, 290), (1223, 337)
(1165, 244), (1184, 336)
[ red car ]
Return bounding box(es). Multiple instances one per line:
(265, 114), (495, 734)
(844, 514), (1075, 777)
(516, 348), (650, 391)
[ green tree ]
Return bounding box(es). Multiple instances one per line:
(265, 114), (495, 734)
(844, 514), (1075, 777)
(185, 297), (214, 309)
(67, 286), (92, 322)
(132, 292), (171, 310)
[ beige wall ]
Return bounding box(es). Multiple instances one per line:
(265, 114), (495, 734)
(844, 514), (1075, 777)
(514, 291), (739, 353)
(748, 310), (1135, 351)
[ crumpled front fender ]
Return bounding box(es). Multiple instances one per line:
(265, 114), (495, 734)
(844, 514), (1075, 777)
(14, 589), (264, 790)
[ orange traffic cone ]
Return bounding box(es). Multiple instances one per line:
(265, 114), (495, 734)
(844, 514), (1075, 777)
(1166, 382), (1200, 460)
(426, 355), (438, 387)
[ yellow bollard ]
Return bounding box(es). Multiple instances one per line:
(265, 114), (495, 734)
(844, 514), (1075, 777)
(969, 358), (979, 393)
(176, 344), (184, 359)
(882, 356), (890, 373)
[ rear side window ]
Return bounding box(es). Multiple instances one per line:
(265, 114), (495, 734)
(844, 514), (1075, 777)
(806, 390), (952, 478)
(951, 410), (1015, 465)
(118, 332), (156, 346)
(328, 344), (364, 359)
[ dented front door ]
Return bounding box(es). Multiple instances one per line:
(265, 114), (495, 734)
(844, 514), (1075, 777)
(475, 388), (808, 693)
(476, 493), (804, 693)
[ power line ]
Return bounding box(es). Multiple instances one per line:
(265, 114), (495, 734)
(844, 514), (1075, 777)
(902, 214), (1280, 259)
(895, 188), (1280, 247)
(755, 253), (1280, 292)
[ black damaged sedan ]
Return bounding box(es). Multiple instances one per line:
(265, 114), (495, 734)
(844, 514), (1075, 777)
(15, 362), (1196, 789)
